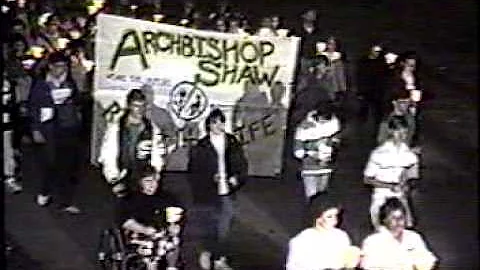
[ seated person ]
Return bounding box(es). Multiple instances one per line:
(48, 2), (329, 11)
(116, 163), (183, 270)
(361, 197), (437, 270)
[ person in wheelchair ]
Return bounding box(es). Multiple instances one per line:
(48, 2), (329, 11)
(116, 163), (184, 270)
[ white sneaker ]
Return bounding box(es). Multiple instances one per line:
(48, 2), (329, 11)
(5, 178), (23, 194)
(36, 194), (51, 206)
(62, 205), (81, 214)
(214, 256), (233, 270)
(198, 251), (212, 270)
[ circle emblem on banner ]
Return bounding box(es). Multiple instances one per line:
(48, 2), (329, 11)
(168, 81), (208, 121)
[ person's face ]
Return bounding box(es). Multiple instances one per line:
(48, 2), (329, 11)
(47, 19), (60, 33)
(128, 100), (146, 118)
(209, 118), (225, 135)
(403, 58), (416, 73)
(12, 24), (25, 35)
(370, 46), (382, 58)
(391, 128), (407, 144)
(316, 207), (340, 229)
(261, 17), (272, 28)
(48, 61), (68, 78)
(392, 99), (410, 115)
(184, 1), (194, 12)
(326, 39), (337, 52)
(216, 19), (227, 32)
(13, 41), (27, 57)
(303, 10), (317, 22)
(271, 16), (280, 29)
(314, 62), (329, 79)
(384, 209), (406, 235)
(140, 175), (159, 195)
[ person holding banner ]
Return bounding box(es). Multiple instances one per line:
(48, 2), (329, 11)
(293, 101), (341, 205)
(187, 108), (248, 270)
(98, 89), (167, 198)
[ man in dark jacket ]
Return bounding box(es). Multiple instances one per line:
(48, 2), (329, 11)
(28, 51), (82, 214)
(187, 108), (248, 270)
(356, 44), (390, 130)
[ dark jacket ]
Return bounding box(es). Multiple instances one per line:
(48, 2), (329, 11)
(356, 55), (389, 102)
(292, 25), (325, 59)
(27, 77), (80, 140)
(117, 114), (154, 170)
(385, 69), (434, 106)
(187, 133), (248, 206)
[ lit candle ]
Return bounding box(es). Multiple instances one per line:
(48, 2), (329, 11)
(56, 38), (70, 50)
(29, 46), (45, 59)
(165, 207), (184, 223)
(316, 42), (327, 53)
(153, 14), (164, 22)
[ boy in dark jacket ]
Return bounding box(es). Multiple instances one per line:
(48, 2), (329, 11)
(28, 51), (82, 213)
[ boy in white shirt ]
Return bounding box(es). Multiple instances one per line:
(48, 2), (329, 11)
(364, 116), (419, 229)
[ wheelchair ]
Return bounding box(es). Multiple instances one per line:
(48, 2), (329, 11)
(97, 212), (185, 270)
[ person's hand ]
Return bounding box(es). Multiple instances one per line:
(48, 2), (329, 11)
(32, 130), (46, 144)
(228, 176), (239, 187)
(143, 226), (157, 236)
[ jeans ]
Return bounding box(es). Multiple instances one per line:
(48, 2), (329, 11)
(34, 130), (80, 206)
(188, 196), (237, 260)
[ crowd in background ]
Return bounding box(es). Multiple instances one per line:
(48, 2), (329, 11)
(2, 0), (438, 269)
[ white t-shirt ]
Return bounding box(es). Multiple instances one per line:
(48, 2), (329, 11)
(361, 227), (437, 270)
(286, 227), (351, 270)
(364, 141), (418, 197)
(210, 133), (227, 180)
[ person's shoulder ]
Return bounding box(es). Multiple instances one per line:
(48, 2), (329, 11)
(333, 227), (350, 238)
(290, 228), (317, 243)
(403, 229), (424, 240)
(361, 230), (383, 245)
(195, 136), (210, 146)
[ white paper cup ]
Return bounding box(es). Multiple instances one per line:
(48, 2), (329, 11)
(30, 46), (45, 59)
(316, 42), (327, 53)
(87, 5), (99, 15)
(56, 38), (70, 50)
(410, 89), (422, 102)
(153, 14), (164, 22)
(277, 29), (289, 37)
(166, 207), (184, 223)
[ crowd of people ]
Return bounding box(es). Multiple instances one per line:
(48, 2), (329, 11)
(2, 0), (438, 269)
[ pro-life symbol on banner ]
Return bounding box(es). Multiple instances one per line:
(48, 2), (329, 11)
(168, 81), (208, 121)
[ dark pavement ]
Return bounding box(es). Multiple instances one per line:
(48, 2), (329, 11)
(5, 1), (477, 269)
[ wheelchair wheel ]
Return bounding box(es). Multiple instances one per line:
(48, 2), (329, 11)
(121, 253), (147, 270)
(97, 228), (125, 270)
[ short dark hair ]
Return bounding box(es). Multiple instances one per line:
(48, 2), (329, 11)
(314, 101), (334, 120)
(132, 162), (157, 181)
(8, 33), (28, 52)
(205, 108), (226, 132)
(126, 89), (146, 105)
(378, 197), (406, 225)
(47, 51), (69, 64)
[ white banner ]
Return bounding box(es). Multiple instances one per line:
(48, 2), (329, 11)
(91, 14), (300, 177)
